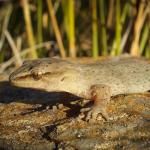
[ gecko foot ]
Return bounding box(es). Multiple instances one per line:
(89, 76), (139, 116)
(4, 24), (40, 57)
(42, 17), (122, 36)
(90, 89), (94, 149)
(83, 84), (111, 122)
(81, 106), (109, 122)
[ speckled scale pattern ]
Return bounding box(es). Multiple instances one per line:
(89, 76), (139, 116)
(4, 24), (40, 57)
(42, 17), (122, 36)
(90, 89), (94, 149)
(82, 59), (150, 96)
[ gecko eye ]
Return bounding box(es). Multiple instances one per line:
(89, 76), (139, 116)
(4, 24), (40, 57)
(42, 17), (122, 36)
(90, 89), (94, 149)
(31, 72), (42, 80)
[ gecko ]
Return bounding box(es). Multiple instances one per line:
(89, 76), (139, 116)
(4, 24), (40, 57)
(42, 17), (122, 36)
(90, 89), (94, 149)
(9, 58), (150, 121)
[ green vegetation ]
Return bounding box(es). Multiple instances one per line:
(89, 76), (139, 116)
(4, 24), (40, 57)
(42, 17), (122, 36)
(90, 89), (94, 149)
(0, 0), (149, 66)
(22, 0), (37, 58)
(37, 0), (43, 56)
(92, 0), (99, 58)
(99, 0), (107, 56)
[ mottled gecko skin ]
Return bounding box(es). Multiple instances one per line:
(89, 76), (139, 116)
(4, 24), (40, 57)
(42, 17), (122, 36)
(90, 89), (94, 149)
(9, 58), (150, 121)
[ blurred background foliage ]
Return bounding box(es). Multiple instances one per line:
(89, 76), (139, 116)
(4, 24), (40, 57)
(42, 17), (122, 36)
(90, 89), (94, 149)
(0, 0), (150, 70)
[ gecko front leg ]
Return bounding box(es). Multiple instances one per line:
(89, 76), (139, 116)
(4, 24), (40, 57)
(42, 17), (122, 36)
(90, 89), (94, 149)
(82, 84), (112, 122)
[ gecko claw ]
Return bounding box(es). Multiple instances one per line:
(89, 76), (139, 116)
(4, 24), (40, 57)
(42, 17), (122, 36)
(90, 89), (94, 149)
(52, 104), (64, 112)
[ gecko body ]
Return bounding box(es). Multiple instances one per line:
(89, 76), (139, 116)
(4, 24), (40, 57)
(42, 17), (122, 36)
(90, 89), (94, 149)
(9, 58), (150, 121)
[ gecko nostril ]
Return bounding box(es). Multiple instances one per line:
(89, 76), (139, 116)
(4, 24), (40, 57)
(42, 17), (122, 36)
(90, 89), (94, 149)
(9, 73), (15, 81)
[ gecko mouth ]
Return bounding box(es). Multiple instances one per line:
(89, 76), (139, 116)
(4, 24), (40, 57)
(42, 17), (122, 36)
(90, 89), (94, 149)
(9, 74), (33, 84)
(10, 78), (65, 93)
(10, 71), (63, 82)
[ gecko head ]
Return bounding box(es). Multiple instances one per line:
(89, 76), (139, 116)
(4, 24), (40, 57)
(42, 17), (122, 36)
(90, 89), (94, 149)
(9, 58), (83, 92)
